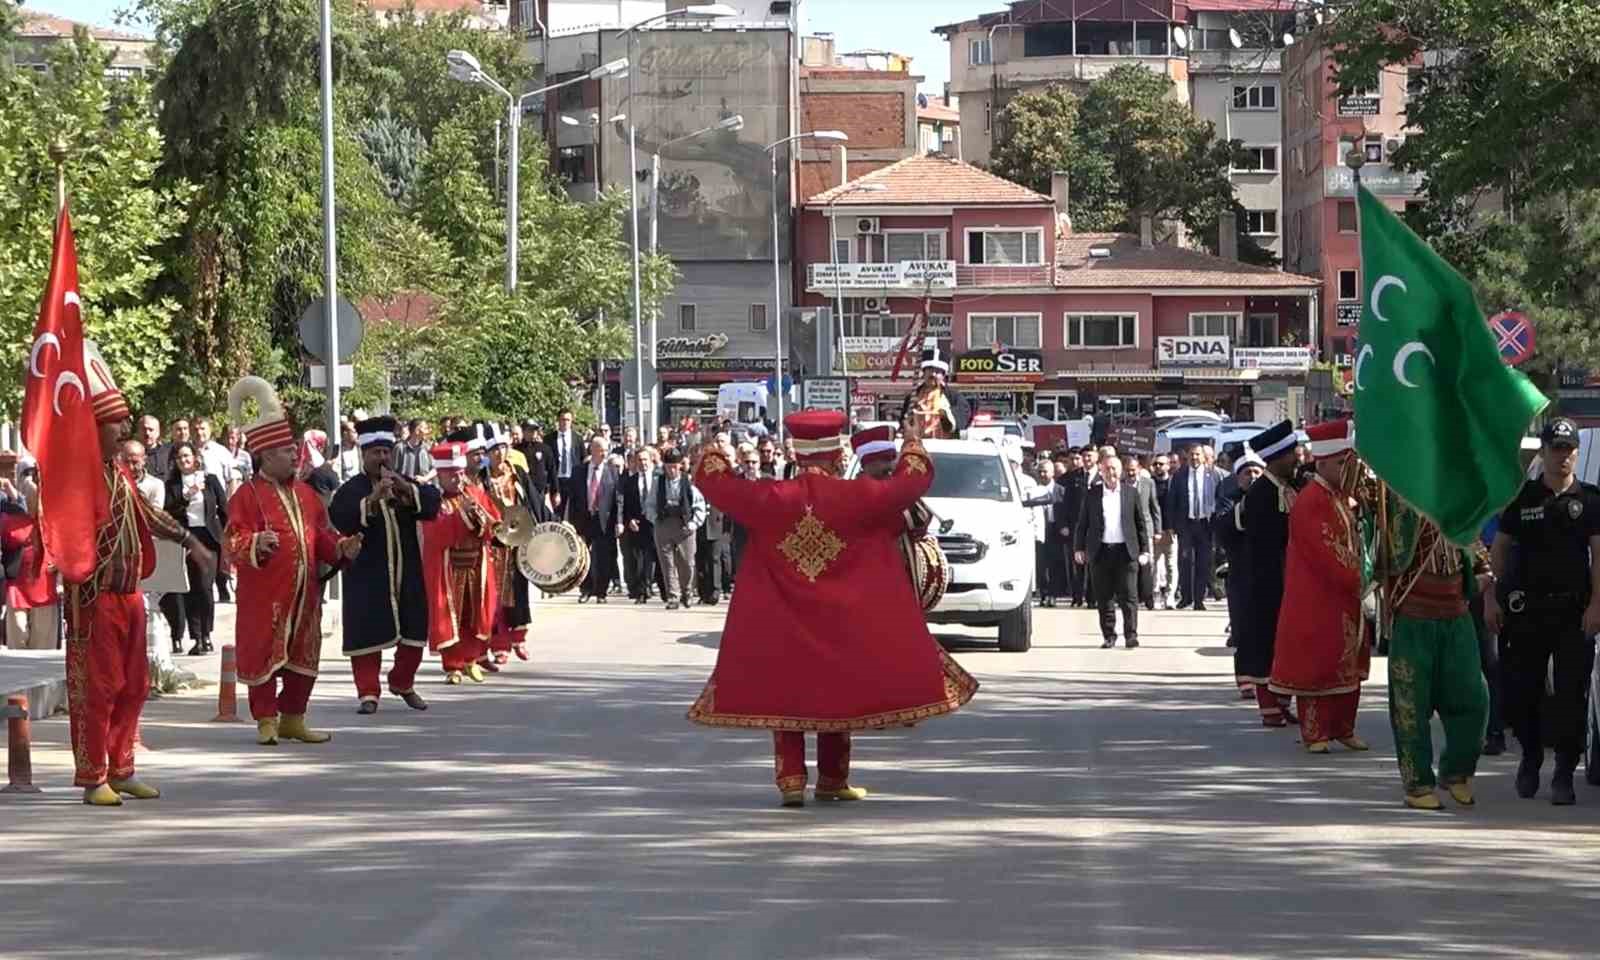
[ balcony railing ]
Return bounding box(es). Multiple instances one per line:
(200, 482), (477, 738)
(955, 264), (1052, 287)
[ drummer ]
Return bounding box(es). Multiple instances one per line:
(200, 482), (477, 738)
(481, 425), (544, 667)
(852, 425), (935, 542)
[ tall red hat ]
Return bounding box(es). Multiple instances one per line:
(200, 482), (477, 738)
(83, 340), (130, 425)
(1305, 419), (1354, 460)
(227, 375), (294, 454)
(851, 424), (897, 464)
(787, 410), (849, 464)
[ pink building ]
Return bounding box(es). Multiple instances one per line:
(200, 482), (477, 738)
(799, 155), (1321, 424)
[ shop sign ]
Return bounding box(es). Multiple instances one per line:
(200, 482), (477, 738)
(1156, 335), (1231, 368)
(802, 377), (848, 411)
(657, 333), (729, 357)
(807, 260), (957, 290)
(924, 314), (953, 336)
(1337, 94), (1380, 117)
(1111, 425), (1157, 457)
(1324, 165), (1425, 198)
(838, 336), (904, 375)
(954, 349), (1045, 385)
(656, 356), (788, 373)
(1335, 302), (1362, 326)
(902, 260), (956, 288)
(1234, 347), (1313, 372)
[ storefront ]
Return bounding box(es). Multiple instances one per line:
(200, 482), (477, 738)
(952, 348), (1045, 419)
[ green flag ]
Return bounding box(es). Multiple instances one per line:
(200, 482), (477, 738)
(1353, 185), (1547, 545)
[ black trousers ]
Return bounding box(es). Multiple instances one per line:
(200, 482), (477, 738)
(1034, 541), (1054, 599)
(1092, 544), (1138, 643)
(1503, 604), (1593, 762)
(1178, 520), (1214, 607)
(696, 534), (732, 601)
(622, 525), (659, 599)
(161, 526), (218, 645)
(1065, 543), (1086, 603)
(583, 525), (619, 599)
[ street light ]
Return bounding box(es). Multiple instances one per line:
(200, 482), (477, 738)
(764, 130), (848, 438)
(446, 50), (628, 293)
(614, 3), (738, 438)
(825, 181), (887, 386)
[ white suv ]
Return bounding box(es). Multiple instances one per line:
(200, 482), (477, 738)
(848, 438), (1035, 651)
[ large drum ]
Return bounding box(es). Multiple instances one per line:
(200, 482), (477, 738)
(517, 522), (590, 595)
(902, 534), (951, 612)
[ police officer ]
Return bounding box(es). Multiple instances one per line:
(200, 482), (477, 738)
(1485, 418), (1600, 805)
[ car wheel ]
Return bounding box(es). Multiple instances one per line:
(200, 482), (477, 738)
(999, 596), (1032, 653)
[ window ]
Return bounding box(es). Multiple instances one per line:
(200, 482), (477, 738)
(885, 231), (945, 262)
(1364, 136), (1384, 164)
(969, 314), (1042, 350)
(679, 304), (697, 331)
(1188, 313), (1238, 339)
(556, 146), (587, 183)
(1337, 269), (1359, 301)
(966, 228), (1043, 265)
(1338, 138), (1359, 165)
(1244, 209), (1279, 235)
(1235, 146), (1278, 173)
(1066, 313), (1138, 349)
(1246, 314), (1279, 348)
(832, 237), (853, 262)
(969, 37), (991, 65)
(842, 303), (903, 337)
(1232, 84), (1278, 110)
(749, 304), (768, 333)
(1337, 200), (1358, 233)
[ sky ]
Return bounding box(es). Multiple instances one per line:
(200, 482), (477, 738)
(24, 0), (984, 94)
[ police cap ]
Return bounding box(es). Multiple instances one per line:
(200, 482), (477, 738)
(1541, 418), (1580, 449)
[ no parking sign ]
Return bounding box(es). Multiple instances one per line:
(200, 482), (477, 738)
(1487, 310), (1535, 367)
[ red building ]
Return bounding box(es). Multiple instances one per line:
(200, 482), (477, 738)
(798, 155), (1322, 424)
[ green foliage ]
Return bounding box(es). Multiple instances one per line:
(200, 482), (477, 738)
(358, 106), (427, 203)
(990, 68), (1276, 266)
(0, 30), (192, 419)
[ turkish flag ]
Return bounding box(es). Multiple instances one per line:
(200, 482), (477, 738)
(21, 211), (103, 584)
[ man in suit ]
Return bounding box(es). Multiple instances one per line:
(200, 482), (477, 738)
(140, 415), (174, 481)
(1074, 455), (1152, 649)
(645, 448), (706, 610)
(1150, 453), (1178, 609)
(544, 409), (583, 521)
(1169, 444), (1227, 611)
(576, 436), (621, 602)
(696, 490), (733, 606)
(1058, 450), (1089, 606)
(1123, 454), (1163, 610)
(617, 446), (661, 603)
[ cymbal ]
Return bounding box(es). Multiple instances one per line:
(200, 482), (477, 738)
(494, 502), (535, 548)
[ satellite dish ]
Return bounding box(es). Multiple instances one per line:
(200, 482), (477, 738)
(1228, 28), (1243, 49)
(1172, 26), (1188, 50)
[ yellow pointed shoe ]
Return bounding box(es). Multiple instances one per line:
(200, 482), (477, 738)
(109, 778), (161, 800)
(780, 790), (806, 808)
(466, 663), (487, 684)
(1404, 790), (1442, 811)
(815, 785), (870, 802)
(445, 671), (464, 685)
(1445, 778), (1475, 807)
(1305, 740), (1332, 754)
(257, 717), (280, 746)
(279, 714), (332, 744)
(1338, 735), (1371, 752)
(83, 783), (123, 806)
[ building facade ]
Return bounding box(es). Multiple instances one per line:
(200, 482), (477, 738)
(11, 13), (155, 78)
(798, 156), (1319, 425)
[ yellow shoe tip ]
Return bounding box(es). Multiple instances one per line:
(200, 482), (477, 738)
(780, 791), (806, 808)
(1305, 741), (1332, 754)
(815, 786), (870, 801)
(257, 718), (280, 745)
(1446, 780), (1475, 806)
(1404, 791), (1443, 810)
(83, 783), (122, 806)
(467, 665), (486, 684)
(445, 671), (463, 685)
(279, 715), (332, 744)
(109, 778), (161, 800)
(1338, 736), (1371, 751)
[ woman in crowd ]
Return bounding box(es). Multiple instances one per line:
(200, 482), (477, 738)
(162, 442), (228, 655)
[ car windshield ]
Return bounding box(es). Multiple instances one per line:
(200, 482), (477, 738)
(927, 452), (1013, 501)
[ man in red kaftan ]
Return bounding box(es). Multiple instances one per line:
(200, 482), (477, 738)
(420, 441), (501, 685)
(1269, 419), (1371, 753)
(688, 410), (977, 807)
(223, 377), (362, 746)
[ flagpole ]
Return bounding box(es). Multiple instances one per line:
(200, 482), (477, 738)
(49, 137), (67, 213)
(1345, 146), (1391, 642)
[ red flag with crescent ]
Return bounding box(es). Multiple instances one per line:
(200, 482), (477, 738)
(21, 210), (102, 584)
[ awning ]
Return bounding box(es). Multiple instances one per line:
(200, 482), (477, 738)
(1056, 367), (1163, 383)
(1182, 369), (1262, 383)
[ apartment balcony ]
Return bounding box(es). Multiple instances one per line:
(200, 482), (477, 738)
(804, 261), (1051, 293)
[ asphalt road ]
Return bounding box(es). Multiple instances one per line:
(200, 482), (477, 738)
(5, 597), (1599, 959)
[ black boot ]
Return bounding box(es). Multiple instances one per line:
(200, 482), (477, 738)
(1482, 732), (1506, 756)
(1551, 755), (1578, 806)
(1515, 753), (1541, 798)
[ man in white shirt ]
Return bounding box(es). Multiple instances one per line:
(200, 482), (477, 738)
(645, 448), (707, 610)
(545, 409), (583, 520)
(193, 418), (236, 602)
(1171, 444), (1227, 611)
(1073, 456), (1151, 649)
(121, 440), (176, 673)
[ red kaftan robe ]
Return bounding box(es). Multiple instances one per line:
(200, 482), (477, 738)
(1, 512), (54, 609)
(1269, 475), (1368, 700)
(420, 488), (500, 653)
(687, 441), (977, 731)
(222, 477), (345, 686)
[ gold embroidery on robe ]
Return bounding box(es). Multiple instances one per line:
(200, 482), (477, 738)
(778, 507), (845, 583)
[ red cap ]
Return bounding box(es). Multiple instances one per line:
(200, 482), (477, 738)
(851, 425), (897, 463)
(245, 419), (295, 455)
(787, 410), (849, 463)
(1305, 419), (1354, 459)
(431, 441), (468, 470)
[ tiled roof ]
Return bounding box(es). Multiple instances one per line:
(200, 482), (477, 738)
(806, 155), (1051, 206)
(1055, 233), (1321, 290)
(362, 0), (484, 12)
(917, 102), (960, 124)
(19, 12), (151, 42)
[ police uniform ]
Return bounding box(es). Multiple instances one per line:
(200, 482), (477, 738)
(1496, 418), (1600, 803)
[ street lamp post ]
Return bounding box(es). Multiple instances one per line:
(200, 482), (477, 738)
(447, 50), (628, 294)
(764, 130), (848, 439)
(825, 181), (886, 390)
(614, 3), (739, 439)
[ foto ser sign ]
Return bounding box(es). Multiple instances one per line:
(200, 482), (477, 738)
(1157, 335), (1231, 368)
(955, 350), (1045, 384)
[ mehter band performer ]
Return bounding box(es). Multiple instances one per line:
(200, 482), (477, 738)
(420, 440), (499, 684)
(481, 424), (544, 664)
(329, 415), (442, 714)
(687, 411), (977, 807)
(222, 376), (362, 746)
(1231, 420), (1301, 728)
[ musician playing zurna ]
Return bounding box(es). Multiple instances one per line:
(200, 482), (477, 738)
(481, 424), (545, 665)
(420, 440), (500, 685)
(329, 415), (442, 715)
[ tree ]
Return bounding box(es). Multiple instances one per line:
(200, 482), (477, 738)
(989, 69), (1275, 265)
(0, 24), (192, 419)
(359, 106), (427, 203)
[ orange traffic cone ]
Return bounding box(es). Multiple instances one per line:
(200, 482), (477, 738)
(212, 644), (243, 723)
(2, 694), (41, 794)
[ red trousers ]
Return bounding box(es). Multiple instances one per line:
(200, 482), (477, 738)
(773, 731), (851, 793)
(247, 670), (316, 720)
(351, 644), (423, 701)
(65, 591), (146, 788)
(488, 608), (525, 654)
(440, 638), (488, 672)
(1299, 688), (1360, 743)
(1255, 684), (1292, 727)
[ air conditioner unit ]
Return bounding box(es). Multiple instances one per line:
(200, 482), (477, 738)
(861, 297), (888, 314)
(855, 217), (881, 234)
(1385, 136), (1405, 154)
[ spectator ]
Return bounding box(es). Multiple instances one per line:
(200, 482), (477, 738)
(141, 415), (173, 480)
(162, 442), (227, 655)
(396, 418), (435, 481)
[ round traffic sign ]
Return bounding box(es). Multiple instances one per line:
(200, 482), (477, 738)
(1487, 310), (1535, 367)
(298, 296), (365, 363)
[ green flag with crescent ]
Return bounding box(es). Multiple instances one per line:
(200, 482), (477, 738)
(1353, 185), (1547, 546)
